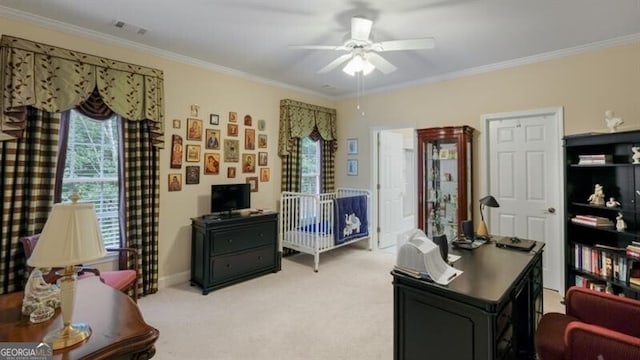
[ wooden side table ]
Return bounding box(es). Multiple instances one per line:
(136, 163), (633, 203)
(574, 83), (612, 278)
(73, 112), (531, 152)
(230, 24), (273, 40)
(0, 277), (159, 359)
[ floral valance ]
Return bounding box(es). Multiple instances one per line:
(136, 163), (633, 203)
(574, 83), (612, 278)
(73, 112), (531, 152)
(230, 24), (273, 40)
(278, 98), (337, 155)
(0, 35), (165, 147)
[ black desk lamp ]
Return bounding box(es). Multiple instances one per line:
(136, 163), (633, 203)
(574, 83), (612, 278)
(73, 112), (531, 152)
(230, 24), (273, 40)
(477, 195), (500, 238)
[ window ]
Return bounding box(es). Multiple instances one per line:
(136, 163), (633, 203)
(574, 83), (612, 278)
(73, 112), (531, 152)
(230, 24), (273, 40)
(60, 109), (121, 248)
(300, 137), (321, 194)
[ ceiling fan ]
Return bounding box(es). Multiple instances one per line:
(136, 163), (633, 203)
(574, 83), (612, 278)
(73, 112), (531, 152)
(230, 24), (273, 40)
(290, 16), (435, 76)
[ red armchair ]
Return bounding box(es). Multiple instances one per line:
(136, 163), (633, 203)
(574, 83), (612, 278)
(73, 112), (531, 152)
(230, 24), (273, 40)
(21, 234), (139, 302)
(535, 286), (640, 360)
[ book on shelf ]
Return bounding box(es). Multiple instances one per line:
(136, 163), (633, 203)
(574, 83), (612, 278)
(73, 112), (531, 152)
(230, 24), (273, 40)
(629, 262), (640, 287)
(571, 215), (614, 227)
(578, 154), (613, 165)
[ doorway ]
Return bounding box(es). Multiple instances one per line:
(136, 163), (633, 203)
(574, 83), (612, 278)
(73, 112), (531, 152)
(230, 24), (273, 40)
(481, 107), (565, 292)
(372, 128), (417, 251)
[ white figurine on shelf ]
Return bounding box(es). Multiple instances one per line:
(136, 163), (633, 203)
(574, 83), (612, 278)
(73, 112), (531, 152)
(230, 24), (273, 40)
(632, 146), (640, 164)
(606, 197), (621, 208)
(587, 184), (605, 206)
(604, 110), (624, 133)
(616, 212), (627, 232)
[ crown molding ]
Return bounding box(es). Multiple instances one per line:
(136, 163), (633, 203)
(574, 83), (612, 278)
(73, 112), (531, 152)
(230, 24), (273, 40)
(0, 5), (334, 100)
(349, 33), (640, 98)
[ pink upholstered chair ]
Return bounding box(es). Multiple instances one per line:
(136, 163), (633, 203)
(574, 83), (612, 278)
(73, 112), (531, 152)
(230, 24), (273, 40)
(21, 234), (139, 302)
(535, 286), (640, 359)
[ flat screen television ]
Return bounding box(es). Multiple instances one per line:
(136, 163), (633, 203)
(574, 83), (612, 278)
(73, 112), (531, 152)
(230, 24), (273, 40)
(211, 183), (251, 215)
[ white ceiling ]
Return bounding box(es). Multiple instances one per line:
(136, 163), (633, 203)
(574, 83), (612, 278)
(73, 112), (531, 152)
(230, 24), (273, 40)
(1, 0), (639, 97)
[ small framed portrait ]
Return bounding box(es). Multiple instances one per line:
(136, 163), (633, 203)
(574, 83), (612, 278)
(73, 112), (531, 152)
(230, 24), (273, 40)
(258, 134), (267, 148)
(260, 168), (270, 182)
(186, 118), (203, 141)
(439, 148), (450, 160)
(209, 114), (219, 125)
(204, 153), (220, 175)
(347, 159), (358, 176)
(227, 167), (236, 178)
(186, 166), (200, 185)
(224, 139), (240, 162)
(244, 114), (252, 126)
(258, 151), (268, 166)
(205, 129), (220, 150)
(168, 173), (182, 191)
(242, 153), (256, 173)
(229, 111), (237, 123)
(347, 138), (358, 155)
(186, 144), (201, 162)
(228, 123), (238, 137)
(245, 128), (255, 150)
(246, 176), (259, 192)
(172, 119), (181, 129)
(170, 135), (183, 169)
(257, 119), (266, 131)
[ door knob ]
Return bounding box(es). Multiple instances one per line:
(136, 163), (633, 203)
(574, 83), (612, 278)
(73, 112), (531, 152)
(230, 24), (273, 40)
(547, 207), (556, 214)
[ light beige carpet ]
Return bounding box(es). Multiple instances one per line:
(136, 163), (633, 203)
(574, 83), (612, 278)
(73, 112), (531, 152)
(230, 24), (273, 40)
(138, 246), (564, 360)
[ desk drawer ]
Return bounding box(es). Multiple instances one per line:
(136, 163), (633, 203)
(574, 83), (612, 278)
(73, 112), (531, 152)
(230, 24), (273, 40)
(210, 245), (275, 283)
(211, 223), (275, 255)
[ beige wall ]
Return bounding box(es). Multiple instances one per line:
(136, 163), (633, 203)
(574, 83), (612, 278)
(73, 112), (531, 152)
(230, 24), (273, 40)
(0, 16), (335, 282)
(3, 15), (639, 283)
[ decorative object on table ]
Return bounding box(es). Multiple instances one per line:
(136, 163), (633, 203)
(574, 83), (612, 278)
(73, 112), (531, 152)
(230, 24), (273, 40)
(186, 117), (202, 141)
(26, 194), (107, 350)
(258, 134), (267, 148)
(246, 176), (259, 192)
(229, 111), (237, 123)
(224, 139), (239, 162)
(606, 197), (621, 208)
(21, 268), (61, 317)
(476, 195), (500, 239)
(205, 129), (220, 150)
(170, 135), (183, 169)
(244, 114), (252, 126)
(257, 119), (266, 131)
(347, 138), (358, 155)
(616, 212), (627, 232)
(604, 110), (623, 133)
(209, 113), (219, 125)
(633, 146), (640, 164)
(168, 173), (182, 191)
(172, 119), (181, 129)
(185, 166), (200, 184)
(587, 184), (605, 205)
(227, 123), (238, 137)
(245, 129), (256, 150)
(347, 159), (358, 176)
(185, 144), (201, 162)
(190, 104), (200, 117)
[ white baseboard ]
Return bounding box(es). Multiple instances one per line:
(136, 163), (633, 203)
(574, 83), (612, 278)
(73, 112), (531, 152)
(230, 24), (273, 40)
(158, 270), (190, 289)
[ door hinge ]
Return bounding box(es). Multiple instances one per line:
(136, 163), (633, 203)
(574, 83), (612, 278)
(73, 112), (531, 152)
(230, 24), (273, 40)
(377, 227), (381, 233)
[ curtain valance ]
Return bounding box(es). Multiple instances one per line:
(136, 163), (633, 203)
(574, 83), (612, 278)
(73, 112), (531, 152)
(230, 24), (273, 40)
(0, 35), (165, 147)
(278, 98), (337, 156)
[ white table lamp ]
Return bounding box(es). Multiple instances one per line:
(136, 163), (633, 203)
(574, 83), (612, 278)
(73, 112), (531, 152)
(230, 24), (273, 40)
(27, 194), (106, 350)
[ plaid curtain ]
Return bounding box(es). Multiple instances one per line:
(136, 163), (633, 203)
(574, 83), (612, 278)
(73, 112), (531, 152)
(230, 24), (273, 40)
(280, 138), (301, 193)
(0, 108), (58, 294)
(122, 119), (159, 296)
(320, 140), (336, 193)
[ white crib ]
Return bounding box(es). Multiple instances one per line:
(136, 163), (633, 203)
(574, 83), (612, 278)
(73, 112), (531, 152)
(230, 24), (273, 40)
(279, 188), (372, 272)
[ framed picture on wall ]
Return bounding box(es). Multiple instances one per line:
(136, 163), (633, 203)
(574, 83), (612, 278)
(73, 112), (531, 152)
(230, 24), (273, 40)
(209, 114), (219, 125)
(347, 159), (358, 176)
(168, 173), (182, 191)
(347, 138), (358, 155)
(246, 176), (259, 192)
(186, 166), (200, 184)
(258, 152), (268, 166)
(170, 135), (183, 169)
(205, 129), (220, 150)
(186, 144), (201, 162)
(186, 118), (202, 141)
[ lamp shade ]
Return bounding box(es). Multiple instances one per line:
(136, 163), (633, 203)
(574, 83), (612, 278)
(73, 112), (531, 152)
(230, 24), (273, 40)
(28, 201), (107, 268)
(479, 195), (500, 208)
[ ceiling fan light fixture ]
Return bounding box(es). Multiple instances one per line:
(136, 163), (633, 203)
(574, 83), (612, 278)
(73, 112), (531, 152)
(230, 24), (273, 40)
(342, 54), (375, 76)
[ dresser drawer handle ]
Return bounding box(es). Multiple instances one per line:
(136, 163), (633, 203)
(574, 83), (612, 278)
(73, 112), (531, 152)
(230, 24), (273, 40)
(259, 232), (264, 237)
(228, 239), (233, 243)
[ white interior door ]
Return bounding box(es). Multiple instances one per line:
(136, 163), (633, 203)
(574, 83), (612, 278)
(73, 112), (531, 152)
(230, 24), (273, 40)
(483, 108), (564, 292)
(378, 130), (412, 249)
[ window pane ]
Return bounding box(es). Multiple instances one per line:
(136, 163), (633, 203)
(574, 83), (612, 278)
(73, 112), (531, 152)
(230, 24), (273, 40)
(61, 110), (121, 248)
(300, 137), (320, 194)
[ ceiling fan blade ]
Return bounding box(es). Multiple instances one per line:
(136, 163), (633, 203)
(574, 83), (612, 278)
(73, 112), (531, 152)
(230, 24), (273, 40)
(351, 17), (373, 41)
(366, 53), (397, 74)
(373, 38), (435, 52)
(318, 54), (352, 74)
(289, 45), (347, 51)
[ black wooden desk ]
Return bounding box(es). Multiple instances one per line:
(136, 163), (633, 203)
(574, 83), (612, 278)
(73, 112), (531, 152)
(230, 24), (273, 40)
(392, 240), (544, 360)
